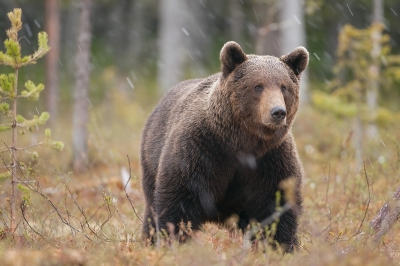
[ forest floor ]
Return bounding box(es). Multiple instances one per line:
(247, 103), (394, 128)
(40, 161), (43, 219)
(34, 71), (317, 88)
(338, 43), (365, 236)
(1, 93), (400, 265)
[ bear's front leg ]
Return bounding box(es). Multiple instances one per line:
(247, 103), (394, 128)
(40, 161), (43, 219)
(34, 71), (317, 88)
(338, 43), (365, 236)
(154, 186), (209, 243)
(271, 205), (299, 252)
(152, 134), (226, 244)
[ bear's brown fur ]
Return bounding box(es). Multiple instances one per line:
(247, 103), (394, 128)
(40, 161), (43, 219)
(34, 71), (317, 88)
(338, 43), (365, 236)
(141, 41), (308, 251)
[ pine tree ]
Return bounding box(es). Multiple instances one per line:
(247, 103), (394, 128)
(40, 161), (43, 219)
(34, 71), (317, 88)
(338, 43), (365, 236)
(312, 24), (400, 170)
(0, 8), (63, 238)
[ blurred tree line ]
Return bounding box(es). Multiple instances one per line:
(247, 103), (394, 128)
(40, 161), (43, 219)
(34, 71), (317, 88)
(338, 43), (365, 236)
(1, 0), (399, 101)
(0, 0), (400, 171)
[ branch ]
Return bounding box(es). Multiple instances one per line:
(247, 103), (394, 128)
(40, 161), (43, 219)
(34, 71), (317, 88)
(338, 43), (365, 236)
(17, 47), (49, 68)
(17, 93), (36, 98)
(125, 155), (143, 222)
(0, 147), (11, 153)
(15, 141), (46, 151)
(16, 162), (94, 242)
(353, 158), (371, 236)
(20, 202), (44, 239)
(61, 180), (104, 240)
(370, 186), (400, 242)
(0, 122), (28, 128)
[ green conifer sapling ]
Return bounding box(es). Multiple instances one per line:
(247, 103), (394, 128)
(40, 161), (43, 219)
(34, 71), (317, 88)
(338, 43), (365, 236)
(0, 8), (64, 238)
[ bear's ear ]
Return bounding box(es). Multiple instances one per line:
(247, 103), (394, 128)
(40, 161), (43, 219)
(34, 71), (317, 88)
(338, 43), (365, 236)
(220, 41), (247, 78)
(280, 47), (309, 78)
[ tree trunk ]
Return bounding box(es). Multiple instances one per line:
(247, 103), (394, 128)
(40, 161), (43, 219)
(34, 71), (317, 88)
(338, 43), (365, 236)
(10, 68), (19, 238)
(62, 2), (79, 75)
(72, 0), (92, 173)
(367, 0), (384, 140)
(278, 0), (310, 106)
(230, 0), (244, 44)
(158, 0), (187, 93)
(255, 1), (280, 57)
(45, 0), (60, 126)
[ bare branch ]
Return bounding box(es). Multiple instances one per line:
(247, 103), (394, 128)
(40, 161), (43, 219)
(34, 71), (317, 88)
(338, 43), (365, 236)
(20, 202), (44, 239)
(353, 158), (371, 237)
(61, 180), (103, 239)
(18, 165), (93, 241)
(125, 155), (143, 222)
(15, 141), (46, 151)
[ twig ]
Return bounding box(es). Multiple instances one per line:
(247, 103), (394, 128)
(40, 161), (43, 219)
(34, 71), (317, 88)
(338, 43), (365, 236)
(125, 155), (143, 222)
(49, 164), (104, 240)
(109, 198), (127, 229)
(323, 164), (332, 235)
(47, 161), (115, 242)
(98, 202), (115, 239)
(15, 141), (46, 151)
(0, 206), (9, 229)
(353, 158), (371, 236)
(18, 165), (93, 241)
(20, 202), (44, 239)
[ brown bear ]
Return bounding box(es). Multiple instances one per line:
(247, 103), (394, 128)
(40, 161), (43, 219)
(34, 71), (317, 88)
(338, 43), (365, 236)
(140, 41), (308, 251)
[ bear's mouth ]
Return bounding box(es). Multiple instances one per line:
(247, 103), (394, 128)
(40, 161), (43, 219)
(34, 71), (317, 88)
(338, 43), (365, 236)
(258, 122), (288, 138)
(262, 117), (287, 129)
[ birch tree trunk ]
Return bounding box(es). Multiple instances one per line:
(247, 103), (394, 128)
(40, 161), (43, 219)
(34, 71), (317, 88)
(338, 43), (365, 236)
(158, 0), (187, 93)
(367, 0), (384, 140)
(230, 0), (244, 44)
(278, 0), (310, 105)
(63, 2), (79, 74)
(255, 1), (280, 57)
(45, 0), (60, 126)
(72, 0), (92, 173)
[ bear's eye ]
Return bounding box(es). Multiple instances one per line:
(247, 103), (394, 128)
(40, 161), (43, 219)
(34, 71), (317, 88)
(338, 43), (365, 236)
(254, 85), (263, 92)
(281, 85), (287, 92)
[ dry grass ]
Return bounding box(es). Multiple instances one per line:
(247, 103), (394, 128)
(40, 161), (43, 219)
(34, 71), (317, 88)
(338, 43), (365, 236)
(1, 80), (400, 265)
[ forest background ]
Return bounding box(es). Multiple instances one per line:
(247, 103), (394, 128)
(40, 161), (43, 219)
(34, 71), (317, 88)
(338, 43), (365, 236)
(0, 0), (400, 265)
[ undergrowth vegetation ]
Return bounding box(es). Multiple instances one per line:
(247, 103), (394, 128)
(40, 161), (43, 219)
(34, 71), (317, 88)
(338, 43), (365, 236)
(1, 82), (400, 265)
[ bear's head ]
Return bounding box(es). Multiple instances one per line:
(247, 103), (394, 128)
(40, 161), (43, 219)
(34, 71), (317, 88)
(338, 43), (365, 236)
(218, 41), (308, 144)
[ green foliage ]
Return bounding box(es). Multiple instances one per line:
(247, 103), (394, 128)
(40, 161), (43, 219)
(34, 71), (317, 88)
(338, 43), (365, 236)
(376, 108), (400, 127)
(0, 73), (16, 96)
(5, 7), (22, 42)
(44, 129), (64, 151)
(3, 39), (22, 66)
(18, 32), (50, 68)
(18, 112), (50, 130)
(0, 102), (9, 115)
(313, 23), (400, 126)
(30, 151), (39, 160)
(0, 171), (11, 181)
(332, 24), (389, 89)
(21, 81), (45, 101)
(102, 190), (113, 206)
(0, 9), (50, 68)
(0, 125), (11, 132)
(382, 52), (400, 86)
(313, 91), (357, 118)
(0, 9), (63, 186)
(17, 183), (31, 208)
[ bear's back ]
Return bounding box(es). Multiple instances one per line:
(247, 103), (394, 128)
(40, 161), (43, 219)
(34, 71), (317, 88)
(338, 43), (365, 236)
(140, 73), (220, 176)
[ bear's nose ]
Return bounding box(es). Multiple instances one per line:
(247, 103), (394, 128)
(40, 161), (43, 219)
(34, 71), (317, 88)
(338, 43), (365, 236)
(270, 107), (287, 121)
